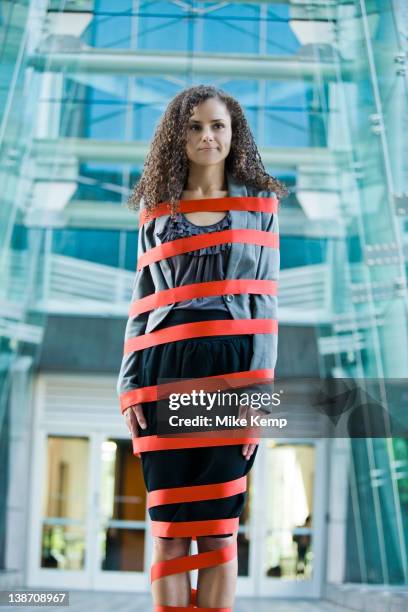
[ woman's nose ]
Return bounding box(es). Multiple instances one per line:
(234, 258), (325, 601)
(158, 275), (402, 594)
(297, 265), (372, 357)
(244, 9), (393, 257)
(202, 128), (214, 140)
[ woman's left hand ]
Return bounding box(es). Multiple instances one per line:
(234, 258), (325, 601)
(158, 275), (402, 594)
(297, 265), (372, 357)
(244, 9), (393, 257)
(242, 443), (257, 460)
(238, 404), (258, 459)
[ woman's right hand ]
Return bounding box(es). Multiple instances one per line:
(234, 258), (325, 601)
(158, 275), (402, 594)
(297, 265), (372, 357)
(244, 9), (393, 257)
(123, 404), (147, 438)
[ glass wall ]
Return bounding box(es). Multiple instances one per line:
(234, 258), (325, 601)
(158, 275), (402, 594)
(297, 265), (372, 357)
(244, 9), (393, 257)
(335, 0), (408, 586)
(0, 0), (49, 574)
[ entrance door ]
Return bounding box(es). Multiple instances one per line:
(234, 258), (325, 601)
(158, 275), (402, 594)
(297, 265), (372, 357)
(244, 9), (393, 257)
(28, 432), (92, 588)
(92, 434), (149, 590)
(27, 430), (150, 591)
(252, 439), (328, 598)
(28, 433), (327, 595)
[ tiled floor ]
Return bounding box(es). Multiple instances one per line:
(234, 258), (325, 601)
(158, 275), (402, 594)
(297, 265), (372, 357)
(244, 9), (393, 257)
(0, 590), (354, 611)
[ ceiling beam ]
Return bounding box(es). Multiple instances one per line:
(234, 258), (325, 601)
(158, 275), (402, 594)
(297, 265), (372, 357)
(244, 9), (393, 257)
(27, 49), (354, 80)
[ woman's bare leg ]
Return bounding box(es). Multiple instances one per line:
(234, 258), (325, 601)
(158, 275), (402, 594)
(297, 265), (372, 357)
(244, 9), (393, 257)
(196, 533), (238, 608)
(151, 536), (192, 606)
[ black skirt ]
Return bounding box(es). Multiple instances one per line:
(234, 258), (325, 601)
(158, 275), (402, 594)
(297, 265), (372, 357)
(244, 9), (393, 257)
(138, 307), (258, 538)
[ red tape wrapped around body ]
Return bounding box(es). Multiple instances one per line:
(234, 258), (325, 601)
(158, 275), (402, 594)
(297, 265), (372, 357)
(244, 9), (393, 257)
(120, 196), (279, 611)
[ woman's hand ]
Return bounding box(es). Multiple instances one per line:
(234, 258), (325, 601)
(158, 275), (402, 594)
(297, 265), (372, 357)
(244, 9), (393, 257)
(238, 404), (258, 460)
(123, 404), (147, 438)
(241, 443), (257, 460)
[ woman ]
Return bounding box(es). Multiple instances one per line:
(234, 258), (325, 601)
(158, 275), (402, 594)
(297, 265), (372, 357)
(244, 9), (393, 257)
(117, 85), (288, 610)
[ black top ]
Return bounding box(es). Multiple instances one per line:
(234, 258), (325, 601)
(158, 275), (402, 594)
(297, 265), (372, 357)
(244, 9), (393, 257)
(156, 211), (232, 311)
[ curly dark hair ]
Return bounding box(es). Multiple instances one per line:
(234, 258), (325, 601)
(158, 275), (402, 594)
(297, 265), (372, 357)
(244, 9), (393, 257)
(127, 85), (289, 221)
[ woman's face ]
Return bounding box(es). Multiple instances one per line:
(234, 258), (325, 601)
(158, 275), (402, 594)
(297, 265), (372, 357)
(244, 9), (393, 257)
(185, 97), (232, 168)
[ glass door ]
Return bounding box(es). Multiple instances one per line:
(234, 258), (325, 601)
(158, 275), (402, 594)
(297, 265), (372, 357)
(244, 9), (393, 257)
(236, 471), (254, 596)
(28, 433), (92, 588)
(41, 435), (89, 572)
(93, 436), (149, 590)
(28, 431), (150, 590)
(254, 439), (328, 598)
(28, 430), (327, 596)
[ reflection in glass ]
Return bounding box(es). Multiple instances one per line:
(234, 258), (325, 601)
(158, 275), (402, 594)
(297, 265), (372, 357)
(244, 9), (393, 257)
(41, 524), (86, 570)
(41, 436), (89, 570)
(265, 443), (315, 580)
(100, 528), (145, 572)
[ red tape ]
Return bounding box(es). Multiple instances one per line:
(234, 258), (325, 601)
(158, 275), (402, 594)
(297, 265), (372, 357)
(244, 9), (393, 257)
(129, 278), (277, 316)
(121, 197), (278, 610)
(152, 517), (239, 538)
(150, 509), (241, 611)
(125, 318), (277, 354)
(151, 540), (237, 581)
(147, 475), (247, 509)
(155, 602), (231, 612)
(120, 368), (274, 413)
(133, 433), (260, 456)
(137, 228), (278, 270)
(139, 195), (278, 226)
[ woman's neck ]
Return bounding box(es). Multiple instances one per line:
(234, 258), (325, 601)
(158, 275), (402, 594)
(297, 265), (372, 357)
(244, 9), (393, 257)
(184, 165), (227, 196)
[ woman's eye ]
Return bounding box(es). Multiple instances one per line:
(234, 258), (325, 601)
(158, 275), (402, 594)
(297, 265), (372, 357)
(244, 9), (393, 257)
(189, 124), (224, 130)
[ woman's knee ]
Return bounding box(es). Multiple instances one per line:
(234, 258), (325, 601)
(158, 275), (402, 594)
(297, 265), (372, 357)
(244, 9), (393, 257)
(196, 533), (236, 552)
(153, 536), (191, 558)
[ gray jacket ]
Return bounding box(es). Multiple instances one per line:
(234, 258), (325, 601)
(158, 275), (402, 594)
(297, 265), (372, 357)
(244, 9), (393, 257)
(116, 171), (279, 408)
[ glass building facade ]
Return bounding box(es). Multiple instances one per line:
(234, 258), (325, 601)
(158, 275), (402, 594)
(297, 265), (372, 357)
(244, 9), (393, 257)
(0, 0), (407, 604)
